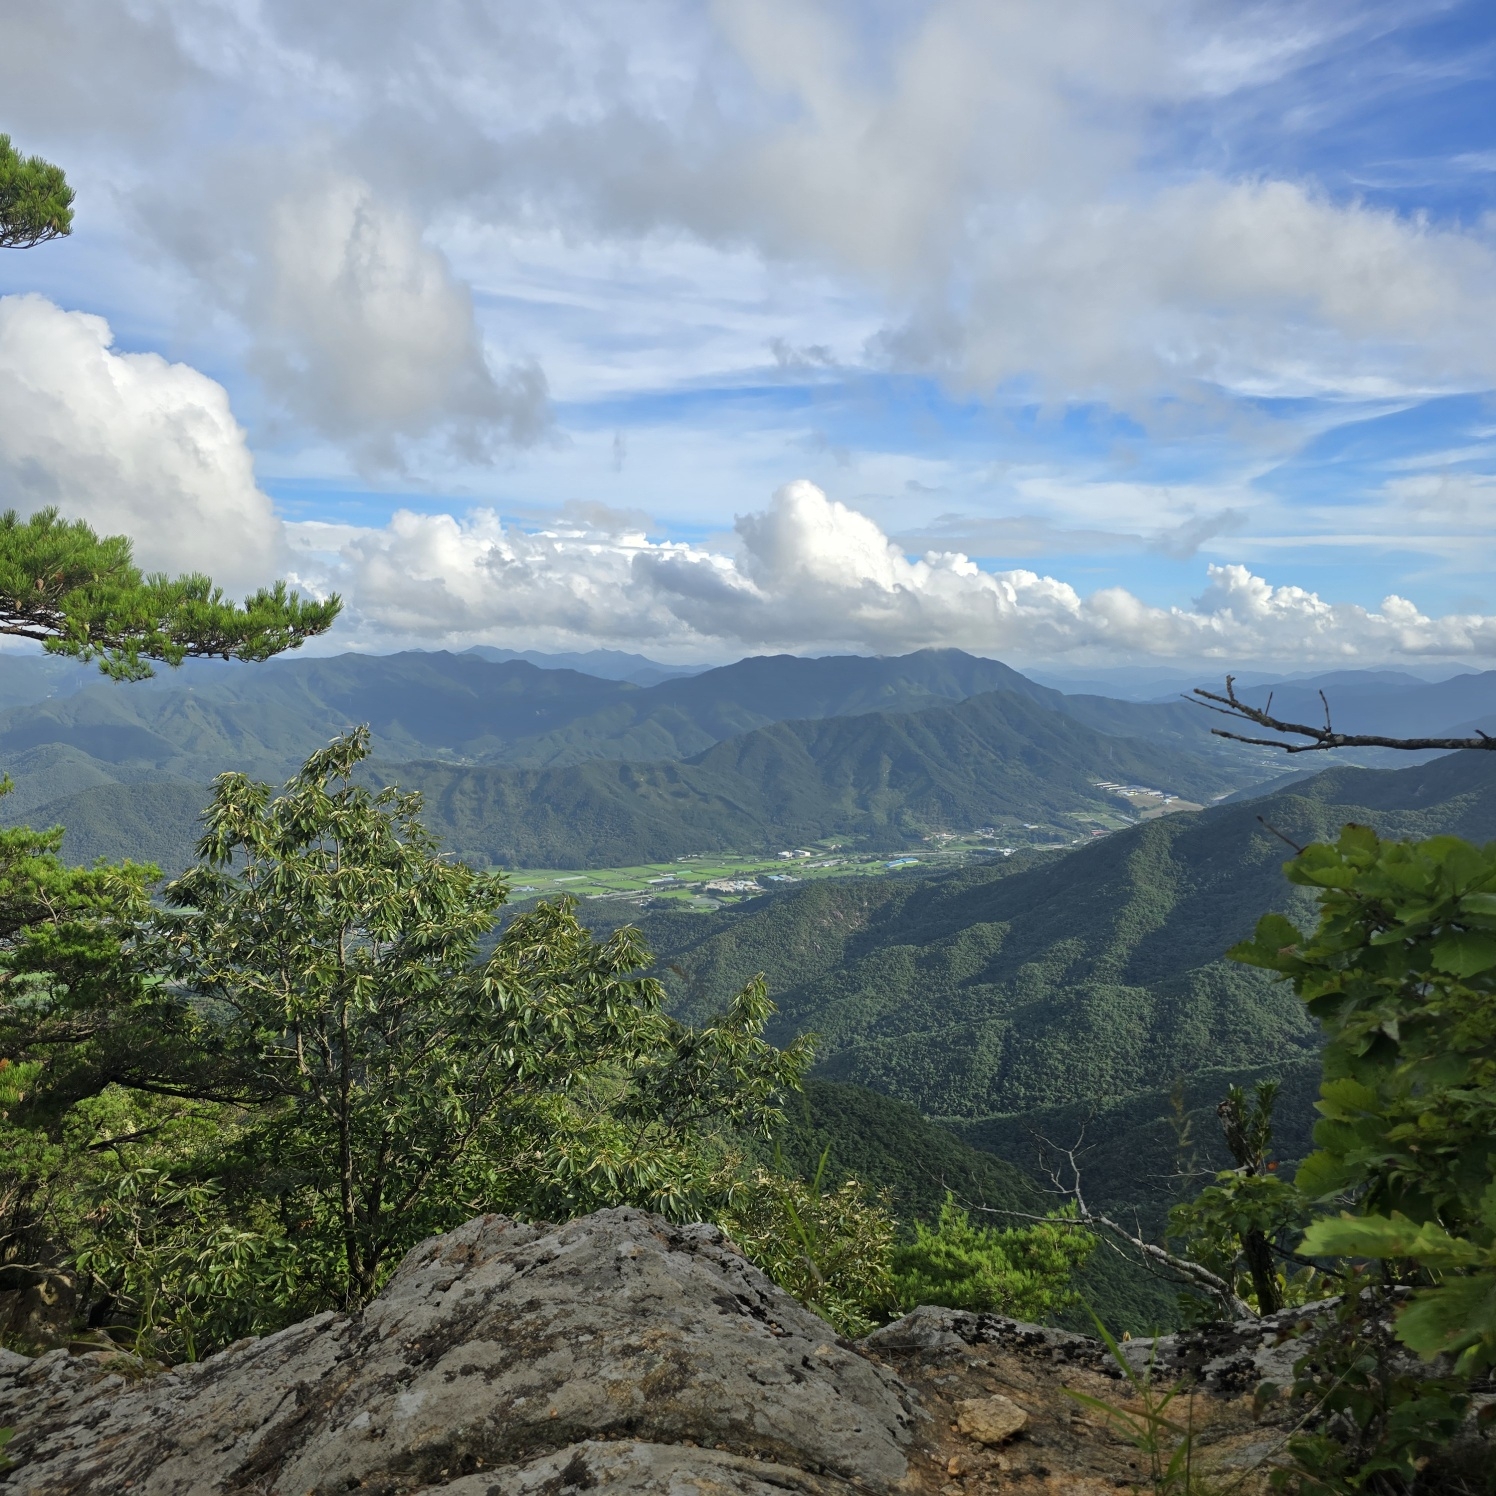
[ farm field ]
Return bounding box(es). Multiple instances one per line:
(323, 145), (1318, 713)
(501, 832), (1061, 910)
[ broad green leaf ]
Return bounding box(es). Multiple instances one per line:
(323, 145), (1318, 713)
(1394, 1273), (1496, 1373)
(1431, 930), (1496, 977)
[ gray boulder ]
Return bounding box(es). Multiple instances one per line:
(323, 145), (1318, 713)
(0, 1208), (913, 1496)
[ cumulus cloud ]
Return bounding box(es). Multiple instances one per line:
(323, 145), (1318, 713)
(0, 295), (284, 592)
(160, 171), (550, 468)
(297, 480), (1496, 663)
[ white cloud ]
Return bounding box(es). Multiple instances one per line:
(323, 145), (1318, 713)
(294, 479), (1496, 663)
(879, 177), (1496, 400)
(161, 171), (551, 468)
(5, 0), (1496, 614)
(13, 0), (1494, 427)
(0, 294), (284, 592)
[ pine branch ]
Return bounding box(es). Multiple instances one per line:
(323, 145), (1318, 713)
(0, 508), (339, 678)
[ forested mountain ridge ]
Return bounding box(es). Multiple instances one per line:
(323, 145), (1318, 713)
(464, 644), (698, 685)
(0, 651), (637, 786)
(0, 647), (1043, 778)
(627, 749), (1496, 1122)
(6, 686), (1239, 872)
(0, 644), (1254, 793)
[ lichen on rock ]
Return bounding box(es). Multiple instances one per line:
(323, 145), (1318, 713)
(0, 1209), (913, 1496)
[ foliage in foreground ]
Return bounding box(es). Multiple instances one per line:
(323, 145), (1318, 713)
(1065, 1311), (1213, 1496)
(1168, 1081), (1317, 1319)
(1158, 824), (1496, 1493)
(717, 1150), (898, 1337)
(1255, 1271), (1477, 1496)
(720, 1164), (1098, 1338)
(889, 1196), (1095, 1321)
(1235, 826), (1496, 1378)
(1, 730), (811, 1355)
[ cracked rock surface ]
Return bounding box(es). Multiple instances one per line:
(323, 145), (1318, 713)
(9, 1217), (1488, 1496)
(0, 1209), (913, 1496)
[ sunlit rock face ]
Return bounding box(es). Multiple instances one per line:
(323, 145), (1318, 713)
(0, 1208), (914, 1495)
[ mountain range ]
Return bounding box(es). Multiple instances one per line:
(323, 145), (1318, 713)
(6, 642), (1496, 1329)
(636, 747), (1496, 1113)
(0, 647), (1275, 871)
(618, 748), (1496, 1220)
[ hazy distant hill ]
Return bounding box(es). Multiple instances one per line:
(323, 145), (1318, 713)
(0, 644), (1282, 789)
(9, 687), (1238, 872)
(0, 652), (639, 781)
(455, 650), (1084, 767)
(464, 645), (700, 686)
(1229, 669), (1496, 740)
(10, 645), (1493, 874)
(628, 749), (1496, 1122)
(0, 647), (1097, 787)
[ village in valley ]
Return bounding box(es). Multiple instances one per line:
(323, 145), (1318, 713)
(503, 781), (1207, 910)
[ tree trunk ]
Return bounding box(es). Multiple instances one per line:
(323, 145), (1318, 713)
(1242, 1228), (1279, 1315)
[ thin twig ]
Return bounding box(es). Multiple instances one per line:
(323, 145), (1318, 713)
(1021, 1126), (1258, 1320)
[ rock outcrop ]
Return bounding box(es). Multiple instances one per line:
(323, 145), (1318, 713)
(5, 1211), (1489, 1495)
(0, 1209), (913, 1495)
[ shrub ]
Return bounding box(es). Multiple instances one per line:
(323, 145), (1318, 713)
(890, 1195), (1095, 1320)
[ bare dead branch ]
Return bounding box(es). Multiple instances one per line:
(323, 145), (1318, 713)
(1256, 818), (1307, 855)
(1024, 1126), (1258, 1320)
(1187, 675), (1496, 754)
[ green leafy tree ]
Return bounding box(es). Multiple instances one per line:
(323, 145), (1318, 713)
(889, 1195), (1095, 1320)
(1168, 1082), (1314, 1317)
(0, 796), (234, 1126)
(1257, 1269), (1476, 1496)
(0, 136), (72, 248)
(717, 1149), (898, 1337)
(70, 1165), (293, 1363)
(0, 803), (158, 1322)
(0, 509), (340, 681)
(135, 728), (807, 1309)
(1232, 826), (1496, 1376)
(3, 728), (812, 1346)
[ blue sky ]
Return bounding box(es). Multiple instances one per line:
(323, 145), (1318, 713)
(2, 0), (1495, 666)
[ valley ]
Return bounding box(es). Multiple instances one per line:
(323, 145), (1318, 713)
(7, 643), (1496, 1333)
(10, 51), (1495, 1487)
(0, 648), (1263, 872)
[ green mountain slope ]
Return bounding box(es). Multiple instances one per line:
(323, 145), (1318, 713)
(29, 779), (208, 872)
(385, 687), (1235, 866)
(0, 646), (1270, 799)
(0, 652), (638, 781)
(487, 649), (1056, 766)
(766, 1079), (1179, 1331)
(0, 648), (1052, 785)
(945, 1055), (1324, 1232)
(6, 688), (1235, 872)
(630, 749), (1496, 1121)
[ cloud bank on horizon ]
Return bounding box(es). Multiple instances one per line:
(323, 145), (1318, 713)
(1, 0), (1495, 665)
(284, 478), (1496, 666)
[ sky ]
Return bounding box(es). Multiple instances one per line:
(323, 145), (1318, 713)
(2, 0), (1496, 668)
